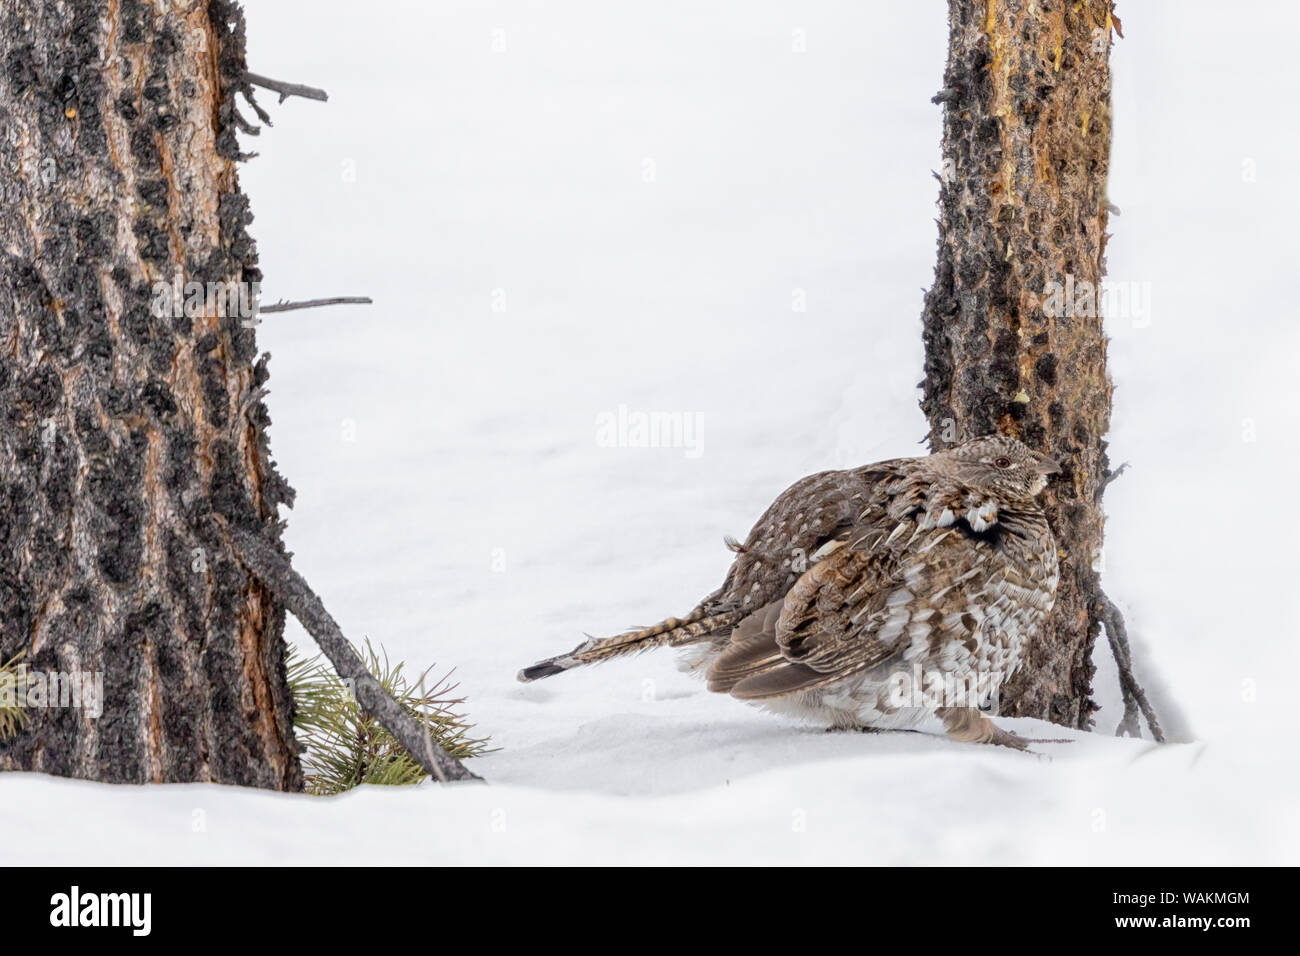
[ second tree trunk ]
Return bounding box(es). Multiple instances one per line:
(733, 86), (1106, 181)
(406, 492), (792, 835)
(920, 0), (1117, 728)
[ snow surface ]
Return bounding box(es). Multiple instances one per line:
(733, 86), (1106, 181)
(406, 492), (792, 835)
(4, 0), (1298, 865)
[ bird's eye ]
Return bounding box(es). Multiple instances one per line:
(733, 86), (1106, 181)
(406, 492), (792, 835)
(994, 457), (1012, 469)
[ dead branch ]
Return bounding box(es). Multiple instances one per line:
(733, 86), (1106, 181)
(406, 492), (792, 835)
(1095, 461), (1130, 502)
(226, 525), (482, 783)
(258, 297), (373, 315)
(1096, 591), (1166, 743)
(245, 72), (329, 104)
(240, 85), (272, 130)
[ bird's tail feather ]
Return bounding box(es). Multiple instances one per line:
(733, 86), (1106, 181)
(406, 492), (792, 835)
(517, 605), (744, 682)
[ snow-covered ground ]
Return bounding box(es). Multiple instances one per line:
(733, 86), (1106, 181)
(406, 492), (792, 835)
(5, 0), (1298, 865)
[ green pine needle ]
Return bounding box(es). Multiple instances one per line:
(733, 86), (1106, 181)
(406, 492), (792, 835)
(0, 653), (27, 742)
(287, 640), (490, 796)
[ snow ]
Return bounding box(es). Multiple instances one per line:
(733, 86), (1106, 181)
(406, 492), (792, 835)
(4, 0), (1297, 865)
(0, 733), (1288, 865)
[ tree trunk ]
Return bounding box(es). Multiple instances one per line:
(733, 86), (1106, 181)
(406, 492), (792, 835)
(0, 0), (301, 787)
(920, 0), (1117, 729)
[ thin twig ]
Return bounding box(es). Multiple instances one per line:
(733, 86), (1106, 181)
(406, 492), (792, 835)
(241, 86), (272, 129)
(258, 297), (373, 315)
(231, 104), (261, 136)
(245, 72), (329, 104)
(1096, 592), (1165, 743)
(226, 525), (482, 784)
(1095, 461), (1129, 501)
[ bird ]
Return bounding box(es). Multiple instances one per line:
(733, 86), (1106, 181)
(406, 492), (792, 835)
(519, 434), (1063, 750)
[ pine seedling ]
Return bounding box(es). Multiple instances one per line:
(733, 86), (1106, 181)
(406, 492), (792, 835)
(0, 653), (27, 742)
(287, 640), (489, 795)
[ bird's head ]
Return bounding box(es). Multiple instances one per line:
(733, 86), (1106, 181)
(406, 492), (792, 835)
(937, 434), (1060, 500)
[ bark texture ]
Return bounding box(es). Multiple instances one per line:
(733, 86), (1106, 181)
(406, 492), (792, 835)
(0, 0), (301, 787)
(920, 0), (1117, 729)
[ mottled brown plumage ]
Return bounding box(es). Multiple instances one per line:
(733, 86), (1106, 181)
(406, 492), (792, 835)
(520, 435), (1062, 749)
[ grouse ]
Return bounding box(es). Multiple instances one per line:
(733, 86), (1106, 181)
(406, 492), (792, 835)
(519, 434), (1062, 750)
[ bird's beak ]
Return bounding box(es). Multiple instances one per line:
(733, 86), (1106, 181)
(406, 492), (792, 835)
(1035, 455), (1062, 475)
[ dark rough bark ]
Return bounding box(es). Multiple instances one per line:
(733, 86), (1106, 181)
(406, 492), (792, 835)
(0, 0), (301, 787)
(921, 0), (1117, 729)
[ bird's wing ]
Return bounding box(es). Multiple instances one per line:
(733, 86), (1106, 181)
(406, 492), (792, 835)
(712, 516), (991, 701)
(717, 464), (909, 613)
(704, 599), (785, 693)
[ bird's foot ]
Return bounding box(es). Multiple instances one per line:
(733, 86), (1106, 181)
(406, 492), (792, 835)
(984, 725), (1073, 751)
(937, 707), (1072, 755)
